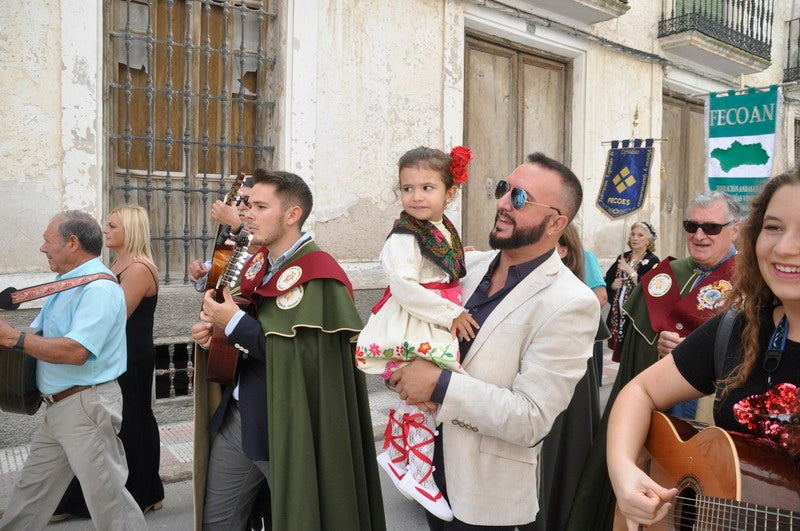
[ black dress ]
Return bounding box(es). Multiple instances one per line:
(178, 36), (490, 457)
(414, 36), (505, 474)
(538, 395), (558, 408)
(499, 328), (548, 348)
(604, 251), (659, 361)
(56, 267), (164, 515)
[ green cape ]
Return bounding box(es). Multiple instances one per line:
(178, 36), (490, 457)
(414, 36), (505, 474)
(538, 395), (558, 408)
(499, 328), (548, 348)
(259, 244), (385, 530)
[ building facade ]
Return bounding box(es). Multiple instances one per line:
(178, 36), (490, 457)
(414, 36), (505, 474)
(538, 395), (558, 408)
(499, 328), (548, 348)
(1, 0), (798, 398)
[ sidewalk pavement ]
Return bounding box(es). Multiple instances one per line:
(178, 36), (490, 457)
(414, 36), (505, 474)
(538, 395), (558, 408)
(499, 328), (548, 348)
(0, 352), (619, 511)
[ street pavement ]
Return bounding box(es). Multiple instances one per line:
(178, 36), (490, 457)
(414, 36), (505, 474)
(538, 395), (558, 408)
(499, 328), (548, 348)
(0, 352), (619, 529)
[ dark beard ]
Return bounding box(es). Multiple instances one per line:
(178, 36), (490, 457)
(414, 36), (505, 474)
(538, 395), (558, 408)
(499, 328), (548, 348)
(489, 213), (550, 250)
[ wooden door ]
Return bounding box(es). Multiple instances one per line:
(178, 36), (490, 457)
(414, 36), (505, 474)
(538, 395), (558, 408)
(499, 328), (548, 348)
(463, 36), (568, 249)
(661, 95), (705, 259)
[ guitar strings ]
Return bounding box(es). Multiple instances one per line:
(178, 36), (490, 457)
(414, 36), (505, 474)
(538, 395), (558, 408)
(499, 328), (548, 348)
(656, 493), (800, 529)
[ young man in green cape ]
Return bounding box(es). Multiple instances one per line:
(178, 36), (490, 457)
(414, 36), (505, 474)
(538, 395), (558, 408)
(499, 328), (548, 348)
(191, 169), (385, 530)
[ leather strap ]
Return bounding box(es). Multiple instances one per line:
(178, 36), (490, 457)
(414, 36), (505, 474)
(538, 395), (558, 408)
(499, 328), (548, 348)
(41, 385), (93, 405)
(0, 273), (118, 310)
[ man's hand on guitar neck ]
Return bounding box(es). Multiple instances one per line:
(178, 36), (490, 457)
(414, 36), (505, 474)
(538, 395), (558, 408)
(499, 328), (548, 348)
(199, 286), (240, 331)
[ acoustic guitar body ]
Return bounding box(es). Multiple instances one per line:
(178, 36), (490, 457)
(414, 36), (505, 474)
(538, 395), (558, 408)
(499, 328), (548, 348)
(0, 349), (41, 415)
(205, 326), (240, 385)
(631, 411), (800, 529)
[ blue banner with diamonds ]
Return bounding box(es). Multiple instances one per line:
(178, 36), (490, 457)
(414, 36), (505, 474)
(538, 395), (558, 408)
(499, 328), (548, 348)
(596, 138), (654, 219)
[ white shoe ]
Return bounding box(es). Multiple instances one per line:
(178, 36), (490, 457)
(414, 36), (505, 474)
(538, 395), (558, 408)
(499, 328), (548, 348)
(398, 471), (454, 521)
(376, 451), (413, 500)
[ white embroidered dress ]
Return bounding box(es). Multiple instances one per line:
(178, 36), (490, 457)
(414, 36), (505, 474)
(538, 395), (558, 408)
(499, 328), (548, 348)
(355, 220), (465, 375)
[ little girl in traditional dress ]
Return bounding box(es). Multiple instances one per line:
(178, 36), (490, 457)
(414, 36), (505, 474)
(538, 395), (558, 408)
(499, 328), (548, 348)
(355, 146), (478, 521)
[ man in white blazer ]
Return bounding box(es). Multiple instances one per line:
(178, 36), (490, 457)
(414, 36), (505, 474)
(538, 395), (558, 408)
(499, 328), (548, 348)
(391, 152), (600, 529)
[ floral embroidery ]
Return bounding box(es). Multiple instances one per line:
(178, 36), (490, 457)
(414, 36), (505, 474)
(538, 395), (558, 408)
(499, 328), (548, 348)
(391, 212), (465, 280)
(356, 340), (461, 370)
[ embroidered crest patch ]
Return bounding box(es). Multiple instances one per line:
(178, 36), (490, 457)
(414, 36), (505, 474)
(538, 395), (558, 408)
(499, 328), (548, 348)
(244, 252), (265, 281)
(276, 266), (302, 291)
(276, 285), (303, 309)
(696, 280), (732, 310)
(648, 273), (672, 297)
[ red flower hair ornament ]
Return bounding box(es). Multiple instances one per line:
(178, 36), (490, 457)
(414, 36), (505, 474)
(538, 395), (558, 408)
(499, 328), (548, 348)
(449, 146), (473, 185)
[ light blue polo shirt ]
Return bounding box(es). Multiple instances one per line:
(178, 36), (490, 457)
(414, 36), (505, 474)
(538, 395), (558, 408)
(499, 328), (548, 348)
(31, 257), (128, 395)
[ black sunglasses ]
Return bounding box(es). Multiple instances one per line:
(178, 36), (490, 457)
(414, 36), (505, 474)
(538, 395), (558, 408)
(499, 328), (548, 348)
(682, 219), (734, 235)
(494, 180), (561, 215)
(235, 195), (250, 208)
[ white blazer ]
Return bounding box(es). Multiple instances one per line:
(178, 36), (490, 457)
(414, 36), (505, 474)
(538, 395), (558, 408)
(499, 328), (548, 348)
(437, 249), (600, 526)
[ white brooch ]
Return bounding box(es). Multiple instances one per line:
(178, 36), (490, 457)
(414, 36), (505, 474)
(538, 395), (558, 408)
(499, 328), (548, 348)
(276, 285), (304, 309)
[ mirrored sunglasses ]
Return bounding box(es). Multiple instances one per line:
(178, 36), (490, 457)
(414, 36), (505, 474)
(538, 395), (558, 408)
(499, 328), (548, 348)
(682, 220), (733, 235)
(235, 195), (251, 208)
(494, 180), (561, 215)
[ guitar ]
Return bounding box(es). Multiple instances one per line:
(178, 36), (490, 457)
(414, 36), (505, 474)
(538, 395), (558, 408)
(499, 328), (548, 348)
(204, 172), (246, 291)
(0, 348), (40, 415)
(625, 411), (800, 529)
(205, 229), (253, 384)
(0, 273), (117, 415)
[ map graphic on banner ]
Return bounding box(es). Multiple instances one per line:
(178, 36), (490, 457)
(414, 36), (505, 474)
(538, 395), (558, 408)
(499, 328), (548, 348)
(706, 85), (781, 207)
(596, 139), (654, 219)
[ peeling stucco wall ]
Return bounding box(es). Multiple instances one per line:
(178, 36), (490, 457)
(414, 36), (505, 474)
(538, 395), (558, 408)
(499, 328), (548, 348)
(0, 2), (63, 275)
(0, 0), (102, 287)
(284, 0), (464, 287)
(1, 0), (795, 298)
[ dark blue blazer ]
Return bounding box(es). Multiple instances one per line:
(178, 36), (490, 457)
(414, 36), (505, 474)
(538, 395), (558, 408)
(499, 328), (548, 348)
(208, 313), (269, 461)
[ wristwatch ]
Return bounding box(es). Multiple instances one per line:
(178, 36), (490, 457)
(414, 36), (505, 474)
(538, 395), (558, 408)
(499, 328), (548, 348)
(12, 331), (26, 352)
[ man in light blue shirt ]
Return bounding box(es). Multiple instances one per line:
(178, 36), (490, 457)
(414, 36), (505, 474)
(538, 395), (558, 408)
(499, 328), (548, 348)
(0, 210), (145, 530)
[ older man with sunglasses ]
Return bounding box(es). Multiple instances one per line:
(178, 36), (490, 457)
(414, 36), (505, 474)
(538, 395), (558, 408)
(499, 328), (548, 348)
(567, 190), (741, 531)
(390, 152), (600, 529)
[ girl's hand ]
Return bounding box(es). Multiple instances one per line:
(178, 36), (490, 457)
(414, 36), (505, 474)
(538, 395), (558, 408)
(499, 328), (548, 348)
(611, 278), (623, 290)
(450, 311), (479, 341)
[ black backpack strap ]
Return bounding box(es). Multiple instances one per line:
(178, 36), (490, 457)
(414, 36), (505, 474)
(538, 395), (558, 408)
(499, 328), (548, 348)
(714, 308), (739, 381)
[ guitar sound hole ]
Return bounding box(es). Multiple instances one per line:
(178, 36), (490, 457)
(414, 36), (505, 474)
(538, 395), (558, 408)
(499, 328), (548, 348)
(670, 486), (697, 531)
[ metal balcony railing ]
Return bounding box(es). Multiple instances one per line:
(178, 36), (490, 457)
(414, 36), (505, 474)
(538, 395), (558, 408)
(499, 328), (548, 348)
(659, 0), (774, 61)
(785, 18), (800, 81)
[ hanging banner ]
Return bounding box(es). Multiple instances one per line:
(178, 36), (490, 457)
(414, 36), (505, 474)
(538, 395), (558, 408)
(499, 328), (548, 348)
(706, 85), (781, 208)
(596, 138), (654, 219)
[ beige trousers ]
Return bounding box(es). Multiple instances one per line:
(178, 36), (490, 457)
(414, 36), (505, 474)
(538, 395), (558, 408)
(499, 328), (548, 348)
(0, 381), (146, 531)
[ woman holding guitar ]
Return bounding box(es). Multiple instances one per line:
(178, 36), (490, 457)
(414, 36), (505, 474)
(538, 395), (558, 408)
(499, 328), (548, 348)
(54, 204), (164, 520)
(608, 170), (800, 529)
